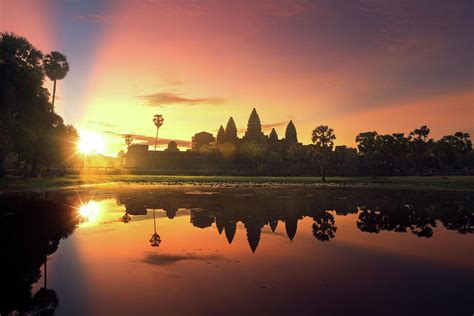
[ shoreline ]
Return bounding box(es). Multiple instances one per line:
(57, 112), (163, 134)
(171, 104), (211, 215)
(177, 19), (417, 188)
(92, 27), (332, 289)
(0, 175), (473, 193)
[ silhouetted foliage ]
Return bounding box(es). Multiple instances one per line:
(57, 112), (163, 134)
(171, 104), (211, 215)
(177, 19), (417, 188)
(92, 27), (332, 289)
(43, 51), (69, 108)
(0, 32), (78, 177)
(0, 193), (81, 315)
(312, 125), (336, 181)
(312, 211), (337, 242)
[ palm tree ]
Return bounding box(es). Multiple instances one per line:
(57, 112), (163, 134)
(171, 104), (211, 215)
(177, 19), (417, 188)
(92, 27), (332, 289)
(312, 125), (336, 182)
(152, 114), (164, 151)
(409, 125), (432, 175)
(43, 51), (69, 108)
(453, 132), (472, 170)
(149, 209), (161, 247)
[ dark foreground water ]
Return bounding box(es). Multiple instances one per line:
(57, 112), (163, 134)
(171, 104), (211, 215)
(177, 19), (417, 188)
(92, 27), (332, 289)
(1, 186), (473, 316)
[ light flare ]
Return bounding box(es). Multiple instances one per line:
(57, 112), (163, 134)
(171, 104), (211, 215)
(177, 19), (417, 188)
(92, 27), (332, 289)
(78, 201), (100, 223)
(77, 130), (106, 155)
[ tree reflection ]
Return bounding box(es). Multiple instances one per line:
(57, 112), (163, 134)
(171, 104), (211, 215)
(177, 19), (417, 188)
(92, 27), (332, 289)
(440, 206), (473, 234)
(0, 194), (81, 315)
(357, 204), (438, 238)
(312, 211), (337, 242)
(149, 209), (161, 247)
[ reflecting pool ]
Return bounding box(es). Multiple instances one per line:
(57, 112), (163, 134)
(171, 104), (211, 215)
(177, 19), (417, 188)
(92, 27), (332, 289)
(1, 186), (473, 315)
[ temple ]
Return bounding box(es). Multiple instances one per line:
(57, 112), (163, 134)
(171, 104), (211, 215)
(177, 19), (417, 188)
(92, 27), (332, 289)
(123, 108), (313, 171)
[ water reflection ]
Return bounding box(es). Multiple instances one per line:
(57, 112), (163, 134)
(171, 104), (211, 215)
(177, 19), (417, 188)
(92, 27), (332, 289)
(0, 187), (472, 315)
(78, 201), (100, 224)
(0, 194), (80, 315)
(149, 209), (161, 247)
(115, 188), (473, 253)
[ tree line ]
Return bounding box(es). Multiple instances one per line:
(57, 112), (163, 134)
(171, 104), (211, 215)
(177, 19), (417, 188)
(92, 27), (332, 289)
(0, 32), (77, 177)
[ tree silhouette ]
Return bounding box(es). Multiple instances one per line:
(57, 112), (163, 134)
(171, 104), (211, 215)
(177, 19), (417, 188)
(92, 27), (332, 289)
(0, 33), (78, 177)
(152, 114), (164, 151)
(43, 51), (69, 108)
(149, 209), (161, 247)
(312, 125), (336, 181)
(312, 211), (337, 241)
(285, 120), (298, 145)
(355, 131), (378, 155)
(409, 125), (432, 175)
(453, 132), (472, 170)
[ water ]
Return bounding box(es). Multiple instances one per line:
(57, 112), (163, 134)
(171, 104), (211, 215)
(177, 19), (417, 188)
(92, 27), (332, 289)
(1, 186), (473, 315)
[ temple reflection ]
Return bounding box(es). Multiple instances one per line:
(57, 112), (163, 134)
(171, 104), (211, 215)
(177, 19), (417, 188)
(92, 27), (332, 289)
(0, 188), (472, 315)
(114, 188), (473, 253)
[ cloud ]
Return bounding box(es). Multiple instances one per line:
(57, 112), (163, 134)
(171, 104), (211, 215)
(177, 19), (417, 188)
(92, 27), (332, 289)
(142, 252), (223, 266)
(105, 131), (192, 148)
(86, 120), (119, 128)
(138, 92), (226, 106)
(261, 121), (289, 131)
(237, 121), (289, 134)
(72, 14), (107, 23)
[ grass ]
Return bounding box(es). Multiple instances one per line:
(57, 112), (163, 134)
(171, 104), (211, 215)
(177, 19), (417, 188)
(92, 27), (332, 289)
(0, 174), (473, 191)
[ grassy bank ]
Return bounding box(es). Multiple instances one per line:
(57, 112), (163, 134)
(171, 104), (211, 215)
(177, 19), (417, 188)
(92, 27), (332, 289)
(0, 175), (473, 191)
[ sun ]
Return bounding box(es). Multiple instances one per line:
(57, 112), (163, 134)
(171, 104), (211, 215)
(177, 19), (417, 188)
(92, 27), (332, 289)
(77, 130), (106, 155)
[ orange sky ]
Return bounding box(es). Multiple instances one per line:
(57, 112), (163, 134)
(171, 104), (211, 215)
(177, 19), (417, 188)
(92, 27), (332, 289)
(2, 0), (473, 155)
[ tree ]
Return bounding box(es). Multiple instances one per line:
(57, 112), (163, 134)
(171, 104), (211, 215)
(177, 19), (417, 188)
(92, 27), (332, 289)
(287, 143), (308, 173)
(285, 120), (298, 145)
(216, 125), (225, 146)
(239, 141), (264, 172)
(376, 134), (396, 174)
(43, 51), (69, 108)
(152, 114), (164, 151)
(312, 125), (336, 181)
(312, 211), (337, 242)
(355, 131), (378, 155)
(224, 117), (238, 143)
(244, 108), (263, 142)
(453, 132), (472, 170)
(391, 133), (410, 173)
(409, 125), (432, 175)
(0, 33), (76, 176)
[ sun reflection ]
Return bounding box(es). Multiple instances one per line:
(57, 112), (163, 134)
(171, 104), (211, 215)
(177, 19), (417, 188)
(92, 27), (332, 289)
(78, 201), (100, 224)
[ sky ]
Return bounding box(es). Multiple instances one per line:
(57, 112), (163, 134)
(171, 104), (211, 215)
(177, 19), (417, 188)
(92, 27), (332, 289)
(2, 0), (473, 155)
